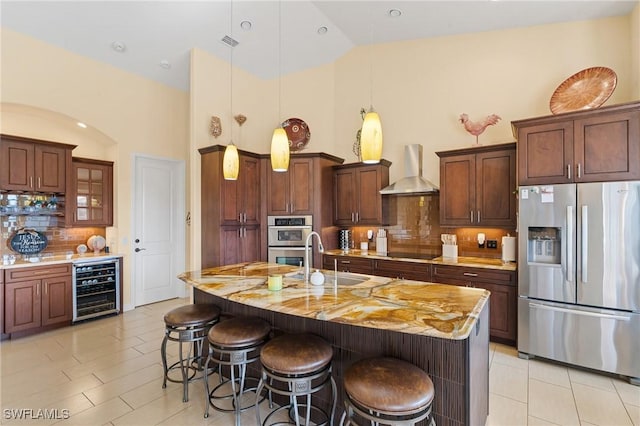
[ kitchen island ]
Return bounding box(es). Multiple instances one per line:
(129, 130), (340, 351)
(179, 262), (490, 426)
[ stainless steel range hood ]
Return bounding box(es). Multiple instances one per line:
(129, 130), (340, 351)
(379, 144), (439, 194)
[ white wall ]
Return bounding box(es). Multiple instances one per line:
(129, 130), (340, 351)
(2, 12), (637, 300)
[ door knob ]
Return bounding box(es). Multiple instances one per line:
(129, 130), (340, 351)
(135, 248), (146, 252)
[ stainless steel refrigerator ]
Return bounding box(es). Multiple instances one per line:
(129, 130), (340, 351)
(517, 181), (640, 384)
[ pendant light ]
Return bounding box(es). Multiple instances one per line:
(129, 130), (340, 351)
(270, 0), (290, 172)
(360, 10), (383, 164)
(223, 0), (239, 180)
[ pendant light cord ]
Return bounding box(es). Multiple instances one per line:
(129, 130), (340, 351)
(278, 0), (282, 125)
(369, 6), (373, 109)
(230, 0), (234, 143)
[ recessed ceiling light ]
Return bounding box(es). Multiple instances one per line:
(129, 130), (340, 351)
(159, 60), (171, 69)
(317, 26), (328, 35)
(388, 9), (402, 18)
(77, 122), (87, 129)
(111, 41), (126, 53)
(240, 20), (252, 31)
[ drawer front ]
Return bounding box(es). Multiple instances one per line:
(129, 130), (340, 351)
(5, 263), (72, 283)
(432, 264), (514, 284)
(323, 255), (373, 274)
(374, 259), (430, 281)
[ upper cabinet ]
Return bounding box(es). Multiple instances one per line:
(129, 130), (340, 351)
(333, 161), (390, 226)
(200, 146), (264, 268)
(66, 157), (114, 227)
(437, 143), (516, 228)
(0, 134), (75, 193)
(267, 157), (314, 215)
(512, 101), (640, 185)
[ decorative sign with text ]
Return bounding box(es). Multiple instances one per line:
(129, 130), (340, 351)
(9, 229), (48, 254)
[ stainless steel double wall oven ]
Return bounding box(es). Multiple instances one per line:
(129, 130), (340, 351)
(267, 215), (313, 266)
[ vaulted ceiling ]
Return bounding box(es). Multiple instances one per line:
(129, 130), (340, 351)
(2, 1), (637, 91)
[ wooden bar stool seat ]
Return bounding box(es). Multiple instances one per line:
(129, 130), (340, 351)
(341, 357), (435, 425)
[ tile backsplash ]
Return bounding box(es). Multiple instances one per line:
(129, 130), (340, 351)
(1, 193), (105, 256)
(342, 194), (516, 260)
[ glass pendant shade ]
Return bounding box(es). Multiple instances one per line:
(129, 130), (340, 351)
(223, 143), (239, 180)
(270, 127), (290, 172)
(360, 109), (383, 164)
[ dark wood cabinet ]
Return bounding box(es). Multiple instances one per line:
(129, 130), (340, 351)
(437, 143), (516, 228)
(0, 134), (74, 193)
(431, 264), (517, 345)
(512, 101), (640, 185)
(267, 158), (314, 215)
(323, 254), (373, 274)
(200, 145), (263, 268)
(333, 161), (390, 226)
(3, 263), (72, 335)
(66, 157), (114, 227)
(373, 259), (431, 281)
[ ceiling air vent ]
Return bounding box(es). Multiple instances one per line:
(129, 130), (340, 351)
(221, 35), (239, 47)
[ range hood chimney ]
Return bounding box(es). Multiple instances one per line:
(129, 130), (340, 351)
(379, 144), (439, 195)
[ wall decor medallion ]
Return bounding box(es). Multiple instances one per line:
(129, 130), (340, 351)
(209, 116), (222, 138)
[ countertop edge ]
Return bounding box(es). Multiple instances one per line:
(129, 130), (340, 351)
(1, 253), (124, 269)
(324, 250), (517, 272)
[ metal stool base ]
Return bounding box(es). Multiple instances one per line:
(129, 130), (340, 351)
(340, 392), (434, 426)
(161, 319), (217, 403)
(204, 340), (267, 426)
(256, 364), (337, 426)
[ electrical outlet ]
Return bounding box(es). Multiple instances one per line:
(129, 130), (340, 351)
(487, 239), (498, 249)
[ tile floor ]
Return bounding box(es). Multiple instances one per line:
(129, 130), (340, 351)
(1, 297), (638, 425)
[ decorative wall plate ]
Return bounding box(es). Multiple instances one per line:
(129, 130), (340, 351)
(549, 67), (617, 114)
(282, 118), (310, 151)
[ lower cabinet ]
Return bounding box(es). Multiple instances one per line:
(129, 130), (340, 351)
(323, 255), (373, 274)
(431, 264), (517, 345)
(372, 259), (431, 281)
(3, 264), (72, 335)
(220, 226), (261, 265)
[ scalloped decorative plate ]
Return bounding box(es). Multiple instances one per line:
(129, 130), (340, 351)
(282, 118), (310, 151)
(549, 67), (617, 114)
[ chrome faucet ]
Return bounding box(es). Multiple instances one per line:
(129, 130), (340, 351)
(304, 231), (325, 283)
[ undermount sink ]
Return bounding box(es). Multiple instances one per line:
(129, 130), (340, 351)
(285, 271), (369, 286)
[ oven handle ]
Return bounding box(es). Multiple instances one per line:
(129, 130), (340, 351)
(268, 226), (313, 230)
(268, 246), (307, 251)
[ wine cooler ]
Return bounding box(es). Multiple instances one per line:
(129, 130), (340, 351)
(72, 258), (120, 322)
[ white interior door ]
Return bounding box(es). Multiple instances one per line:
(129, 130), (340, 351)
(133, 155), (186, 306)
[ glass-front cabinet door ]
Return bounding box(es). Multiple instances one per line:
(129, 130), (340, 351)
(68, 158), (113, 227)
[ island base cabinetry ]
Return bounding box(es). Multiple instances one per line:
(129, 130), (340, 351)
(194, 288), (489, 426)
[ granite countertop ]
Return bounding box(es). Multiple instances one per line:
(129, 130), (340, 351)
(324, 249), (517, 272)
(0, 252), (123, 269)
(179, 262), (490, 340)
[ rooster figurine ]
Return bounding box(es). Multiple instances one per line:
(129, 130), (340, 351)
(459, 113), (501, 145)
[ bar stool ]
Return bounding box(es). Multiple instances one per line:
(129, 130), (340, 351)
(256, 333), (337, 426)
(204, 316), (271, 425)
(340, 357), (435, 426)
(161, 304), (221, 403)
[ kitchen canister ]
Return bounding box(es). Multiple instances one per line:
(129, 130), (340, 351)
(338, 229), (351, 250)
(502, 235), (517, 263)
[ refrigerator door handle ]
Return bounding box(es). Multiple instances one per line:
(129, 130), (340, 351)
(566, 206), (574, 282)
(529, 303), (631, 321)
(581, 205), (588, 283)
